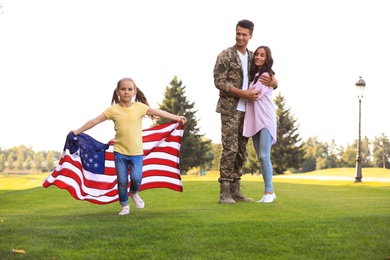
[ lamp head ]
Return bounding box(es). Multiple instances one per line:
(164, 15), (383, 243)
(355, 76), (366, 100)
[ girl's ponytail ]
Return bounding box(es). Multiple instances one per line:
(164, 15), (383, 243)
(135, 87), (150, 106)
(136, 87), (155, 119)
(111, 89), (119, 105)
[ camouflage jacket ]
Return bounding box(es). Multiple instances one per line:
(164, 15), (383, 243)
(213, 45), (253, 114)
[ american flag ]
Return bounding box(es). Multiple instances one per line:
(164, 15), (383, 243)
(42, 122), (184, 204)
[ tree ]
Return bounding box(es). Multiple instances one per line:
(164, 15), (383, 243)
(154, 76), (213, 173)
(372, 133), (390, 168)
(46, 151), (55, 171)
(210, 143), (222, 171)
(34, 152), (45, 171)
(303, 138), (344, 171)
(272, 92), (305, 174)
(302, 137), (323, 172)
(0, 154), (5, 172)
(25, 155), (32, 170)
(340, 144), (357, 167)
(243, 138), (259, 175)
(360, 136), (372, 167)
(349, 136), (372, 168)
(327, 139), (343, 168)
(16, 148), (25, 170)
(7, 153), (14, 170)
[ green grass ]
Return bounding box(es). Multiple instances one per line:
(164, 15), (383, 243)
(0, 173), (47, 191)
(294, 167), (390, 178)
(0, 169), (390, 259)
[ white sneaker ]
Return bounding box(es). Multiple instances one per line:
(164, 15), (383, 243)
(118, 205), (130, 215)
(257, 193), (276, 203)
(130, 193), (145, 209)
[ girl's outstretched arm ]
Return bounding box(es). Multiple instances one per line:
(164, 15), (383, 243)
(147, 108), (187, 125)
(72, 113), (108, 135)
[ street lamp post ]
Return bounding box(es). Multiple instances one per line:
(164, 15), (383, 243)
(354, 76), (366, 182)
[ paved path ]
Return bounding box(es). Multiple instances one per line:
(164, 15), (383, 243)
(274, 175), (390, 183)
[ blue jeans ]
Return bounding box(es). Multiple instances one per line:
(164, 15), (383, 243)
(252, 128), (274, 193)
(114, 152), (143, 206)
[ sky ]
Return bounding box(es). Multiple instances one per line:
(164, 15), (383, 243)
(0, 0), (389, 152)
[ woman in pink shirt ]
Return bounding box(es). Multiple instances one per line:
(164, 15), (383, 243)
(243, 46), (277, 203)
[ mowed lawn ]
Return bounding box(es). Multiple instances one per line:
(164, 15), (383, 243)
(0, 168), (389, 259)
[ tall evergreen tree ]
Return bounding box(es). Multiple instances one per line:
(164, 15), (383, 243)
(154, 76), (212, 173)
(272, 92), (305, 174)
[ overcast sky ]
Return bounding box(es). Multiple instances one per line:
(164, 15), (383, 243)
(0, 0), (389, 151)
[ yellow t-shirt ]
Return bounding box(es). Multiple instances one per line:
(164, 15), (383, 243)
(104, 102), (149, 156)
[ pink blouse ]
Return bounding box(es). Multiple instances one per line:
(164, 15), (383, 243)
(243, 72), (277, 144)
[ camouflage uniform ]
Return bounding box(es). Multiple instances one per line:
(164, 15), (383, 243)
(213, 45), (254, 203)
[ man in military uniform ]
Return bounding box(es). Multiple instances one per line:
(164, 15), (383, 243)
(213, 19), (278, 204)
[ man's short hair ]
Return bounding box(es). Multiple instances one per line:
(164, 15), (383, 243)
(236, 19), (254, 35)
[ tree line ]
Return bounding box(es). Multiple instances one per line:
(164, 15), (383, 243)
(0, 147), (61, 173)
(1, 76), (389, 174)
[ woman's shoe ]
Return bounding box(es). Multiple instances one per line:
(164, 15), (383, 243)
(257, 193), (276, 203)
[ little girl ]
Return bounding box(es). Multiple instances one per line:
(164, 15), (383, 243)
(72, 77), (187, 215)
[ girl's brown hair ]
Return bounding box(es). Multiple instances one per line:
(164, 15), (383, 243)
(111, 78), (150, 106)
(111, 78), (154, 118)
(249, 46), (275, 84)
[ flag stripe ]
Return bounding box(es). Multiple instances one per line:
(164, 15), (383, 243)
(143, 133), (183, 143)
(43, 122), (184, 204)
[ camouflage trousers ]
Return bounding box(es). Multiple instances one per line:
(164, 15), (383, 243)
(218, 110), (248, 183)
